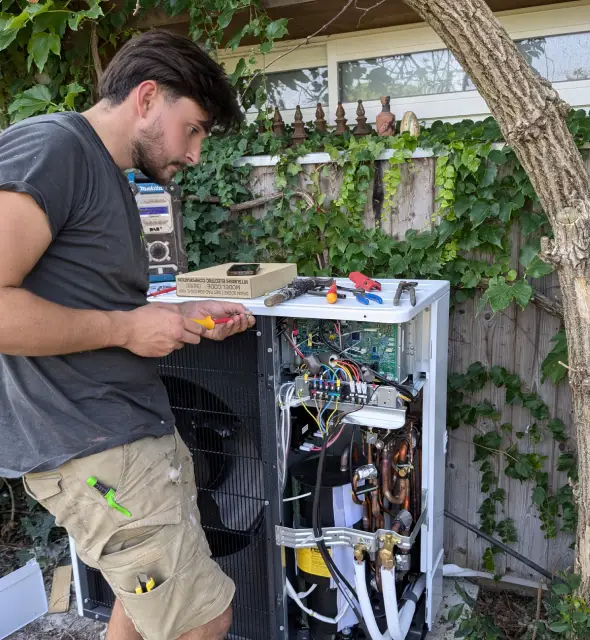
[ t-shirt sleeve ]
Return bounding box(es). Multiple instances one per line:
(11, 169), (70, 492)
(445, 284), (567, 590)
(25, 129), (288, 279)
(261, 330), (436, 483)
(0, 120), (86, 239)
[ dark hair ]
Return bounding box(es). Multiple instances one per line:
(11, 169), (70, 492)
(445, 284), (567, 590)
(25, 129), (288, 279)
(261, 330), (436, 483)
(98, 30), (244, 133)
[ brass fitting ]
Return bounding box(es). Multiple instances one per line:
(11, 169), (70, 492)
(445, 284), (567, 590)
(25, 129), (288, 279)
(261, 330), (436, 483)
(353, 544), (366, 564)
(378, 533), (395, 570)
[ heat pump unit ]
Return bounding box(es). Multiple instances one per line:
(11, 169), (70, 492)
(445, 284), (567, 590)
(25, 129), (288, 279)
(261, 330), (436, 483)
(71, 277), (449, 640)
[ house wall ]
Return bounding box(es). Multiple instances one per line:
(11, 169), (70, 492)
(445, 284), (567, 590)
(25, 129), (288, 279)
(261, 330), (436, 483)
(238, 149), (576, 579)
(219, 1), (590, 127)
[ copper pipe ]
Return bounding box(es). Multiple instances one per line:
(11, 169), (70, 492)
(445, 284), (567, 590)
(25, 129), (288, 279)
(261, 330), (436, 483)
(403, 494), (410, 511)
(390, 477), (409, 505)
(381, 444), (397, 504)
(351, 475), (364, 505)
(362, 495), (372, 530)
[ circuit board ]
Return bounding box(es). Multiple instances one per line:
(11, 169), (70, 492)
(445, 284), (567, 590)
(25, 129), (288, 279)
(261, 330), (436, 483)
(292, 319), (400, 381)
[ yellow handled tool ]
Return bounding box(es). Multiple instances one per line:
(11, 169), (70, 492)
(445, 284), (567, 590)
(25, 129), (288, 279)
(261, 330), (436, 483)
(191, 316), (217, 330)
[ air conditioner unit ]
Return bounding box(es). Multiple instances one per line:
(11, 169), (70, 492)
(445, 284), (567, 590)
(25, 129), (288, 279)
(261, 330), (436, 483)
(71, 277), (449, 640)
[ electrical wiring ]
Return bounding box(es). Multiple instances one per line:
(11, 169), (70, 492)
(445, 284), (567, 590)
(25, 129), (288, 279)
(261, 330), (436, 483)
(278, 382), (308, 492)
(318, 320), (414, 397)
(312, 408), (370, 637)
(298, 391), (324, 434)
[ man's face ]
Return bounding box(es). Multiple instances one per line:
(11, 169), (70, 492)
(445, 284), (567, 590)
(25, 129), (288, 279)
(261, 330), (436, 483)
(132, 94), (210, 185)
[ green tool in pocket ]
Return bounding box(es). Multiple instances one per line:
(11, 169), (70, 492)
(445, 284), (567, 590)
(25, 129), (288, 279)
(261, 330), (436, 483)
(87, 476), (131, 518)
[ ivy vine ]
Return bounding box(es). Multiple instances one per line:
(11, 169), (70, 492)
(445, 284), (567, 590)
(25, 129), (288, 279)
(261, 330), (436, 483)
(448, 361), (577, 572)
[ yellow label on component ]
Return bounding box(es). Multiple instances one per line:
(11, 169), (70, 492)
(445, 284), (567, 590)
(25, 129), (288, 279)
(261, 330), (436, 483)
(296, 547), (331, 578)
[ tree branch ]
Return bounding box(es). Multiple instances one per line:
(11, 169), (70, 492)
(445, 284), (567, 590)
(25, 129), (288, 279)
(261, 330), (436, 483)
(354, 0), (389, 29)
(185, 189), (315, 212)
(90, 22), (103, 82)
(470, 279), (564, 318)
(242, 0), (355, 100)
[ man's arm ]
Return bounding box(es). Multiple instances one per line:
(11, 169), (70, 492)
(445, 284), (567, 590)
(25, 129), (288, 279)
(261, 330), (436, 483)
(0, 192), (204, 357)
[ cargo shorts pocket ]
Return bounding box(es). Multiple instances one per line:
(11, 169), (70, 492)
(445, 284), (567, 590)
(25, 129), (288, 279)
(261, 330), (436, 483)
(22, 473), (83, 535)
(98, 523), (211, 640)
(23, 473), (62, 503)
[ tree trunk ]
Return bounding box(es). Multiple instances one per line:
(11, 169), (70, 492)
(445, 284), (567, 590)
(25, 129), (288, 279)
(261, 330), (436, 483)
(401, 0), (590, 596)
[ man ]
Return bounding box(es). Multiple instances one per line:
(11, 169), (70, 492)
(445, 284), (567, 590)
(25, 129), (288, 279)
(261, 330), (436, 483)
(0, 30), (253, 640)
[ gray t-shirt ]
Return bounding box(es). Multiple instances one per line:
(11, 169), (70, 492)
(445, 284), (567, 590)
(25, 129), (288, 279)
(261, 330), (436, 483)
(0, 112), (175, 478)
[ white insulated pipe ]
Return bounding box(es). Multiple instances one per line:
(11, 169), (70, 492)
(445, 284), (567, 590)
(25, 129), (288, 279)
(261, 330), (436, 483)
(354, 559), (427, 640)
(443, 564), (548, 590)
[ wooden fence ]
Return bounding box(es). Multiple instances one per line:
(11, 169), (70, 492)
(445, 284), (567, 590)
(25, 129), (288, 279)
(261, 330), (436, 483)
(242, 152), (575, 580)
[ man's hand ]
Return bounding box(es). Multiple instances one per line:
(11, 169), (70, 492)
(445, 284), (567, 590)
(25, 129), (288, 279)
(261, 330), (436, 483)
(178, 300), (255, 341)
(112, 303), (206, 357)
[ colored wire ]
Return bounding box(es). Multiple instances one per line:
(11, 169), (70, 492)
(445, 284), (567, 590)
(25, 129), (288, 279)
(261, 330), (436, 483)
(297, 391), (324, 434)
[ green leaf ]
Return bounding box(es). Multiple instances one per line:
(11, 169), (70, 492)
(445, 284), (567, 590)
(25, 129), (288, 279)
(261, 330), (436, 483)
(265, 18), (288, 40)
(28, 31), (60, 71)
(482, 547), (496, 572)
(519, 241), (553, 278)
(551, 583), (572, 596)
(230, 57), (247, 84)
(454, 582), (477, 608)
(8, 84), (53, 122)
(259, 40), (273, 54)
(549, 622), (570, 633)
(480, 163), (498, 187)
(217, 7), (235, 29)
(477, 276), (512, 314)
(469, 199), (491, 228)
(0, 23), (18, 50)
(547, 418), (568, 443)
(447, 603), (464, 623)
(541, 329), (568, 385)
(454, 194), (474, 216)
(32, 11), (68, 35)
(203, 230), (220, 245)
(488, 148), (509, 165)
(478, 225), (504, 249)
(511, 279), (533, 309)
(63, 82), (84, 109)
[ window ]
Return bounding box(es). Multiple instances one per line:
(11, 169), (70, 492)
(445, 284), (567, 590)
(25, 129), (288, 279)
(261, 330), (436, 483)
(339, 49), (473, 103)
(252, 67), (328, 110)
(338, 31), (590, 104)
(517, 31), (590, 83)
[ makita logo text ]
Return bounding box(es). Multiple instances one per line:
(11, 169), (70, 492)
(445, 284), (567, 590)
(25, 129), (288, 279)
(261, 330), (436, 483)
(138, 184), (165, 193)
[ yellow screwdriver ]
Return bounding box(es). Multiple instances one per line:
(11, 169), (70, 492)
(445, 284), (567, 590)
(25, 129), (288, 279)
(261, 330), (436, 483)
(191, 314), (252, 330)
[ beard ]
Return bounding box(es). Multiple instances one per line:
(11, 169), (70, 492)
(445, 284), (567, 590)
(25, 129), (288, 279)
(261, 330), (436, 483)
(131, 118), (183, 185)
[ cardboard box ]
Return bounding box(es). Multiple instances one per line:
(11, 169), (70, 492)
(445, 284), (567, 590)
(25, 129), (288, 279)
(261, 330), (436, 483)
(175, 262), (297, 299)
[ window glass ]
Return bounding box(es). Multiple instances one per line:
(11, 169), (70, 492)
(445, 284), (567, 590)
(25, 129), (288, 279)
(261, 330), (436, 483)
(253, 67), (328, 110)
(338, 31), (590, 103)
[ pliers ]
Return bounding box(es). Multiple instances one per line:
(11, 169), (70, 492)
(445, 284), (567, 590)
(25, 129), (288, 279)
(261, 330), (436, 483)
(337, 285), (383, 305)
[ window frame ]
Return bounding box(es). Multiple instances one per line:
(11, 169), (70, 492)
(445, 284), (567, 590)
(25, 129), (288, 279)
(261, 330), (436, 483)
(220, 1), (590, 126)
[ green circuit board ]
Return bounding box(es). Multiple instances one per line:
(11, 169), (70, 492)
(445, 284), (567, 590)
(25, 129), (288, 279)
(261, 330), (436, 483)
(292, 319), (400, 381)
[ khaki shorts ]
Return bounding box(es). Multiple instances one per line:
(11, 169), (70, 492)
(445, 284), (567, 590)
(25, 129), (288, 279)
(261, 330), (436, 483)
(23, 428), (235, 640)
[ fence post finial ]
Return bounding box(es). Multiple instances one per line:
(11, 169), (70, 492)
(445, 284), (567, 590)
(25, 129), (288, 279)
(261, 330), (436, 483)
(290, 105), (308, 146)
(353, 99), (372, 136)
(335, 102), (349, 135)
(272, 107), (285, 137)
(315, 103), (327, 133)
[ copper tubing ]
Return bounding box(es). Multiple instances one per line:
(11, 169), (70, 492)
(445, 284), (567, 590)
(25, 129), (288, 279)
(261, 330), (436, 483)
(362, 495), (372, 530)
(351, 474), (364, 505)
(381, 445), (397, 504)
(391, 477), (409, 505)
(403, 493), (410, 511)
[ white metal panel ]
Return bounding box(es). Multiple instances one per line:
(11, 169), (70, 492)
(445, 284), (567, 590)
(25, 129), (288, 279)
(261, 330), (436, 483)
(420, 293), (450, 628)
(151, 277), (450, 324)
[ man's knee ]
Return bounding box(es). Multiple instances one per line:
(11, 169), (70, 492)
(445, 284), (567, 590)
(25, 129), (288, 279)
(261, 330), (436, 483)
(208, 604), (232, 638)
(183, 604), (232, 640)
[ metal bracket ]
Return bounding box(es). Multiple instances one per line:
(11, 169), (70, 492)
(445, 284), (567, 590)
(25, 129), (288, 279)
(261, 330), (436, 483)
(275, 506), (428, 553)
